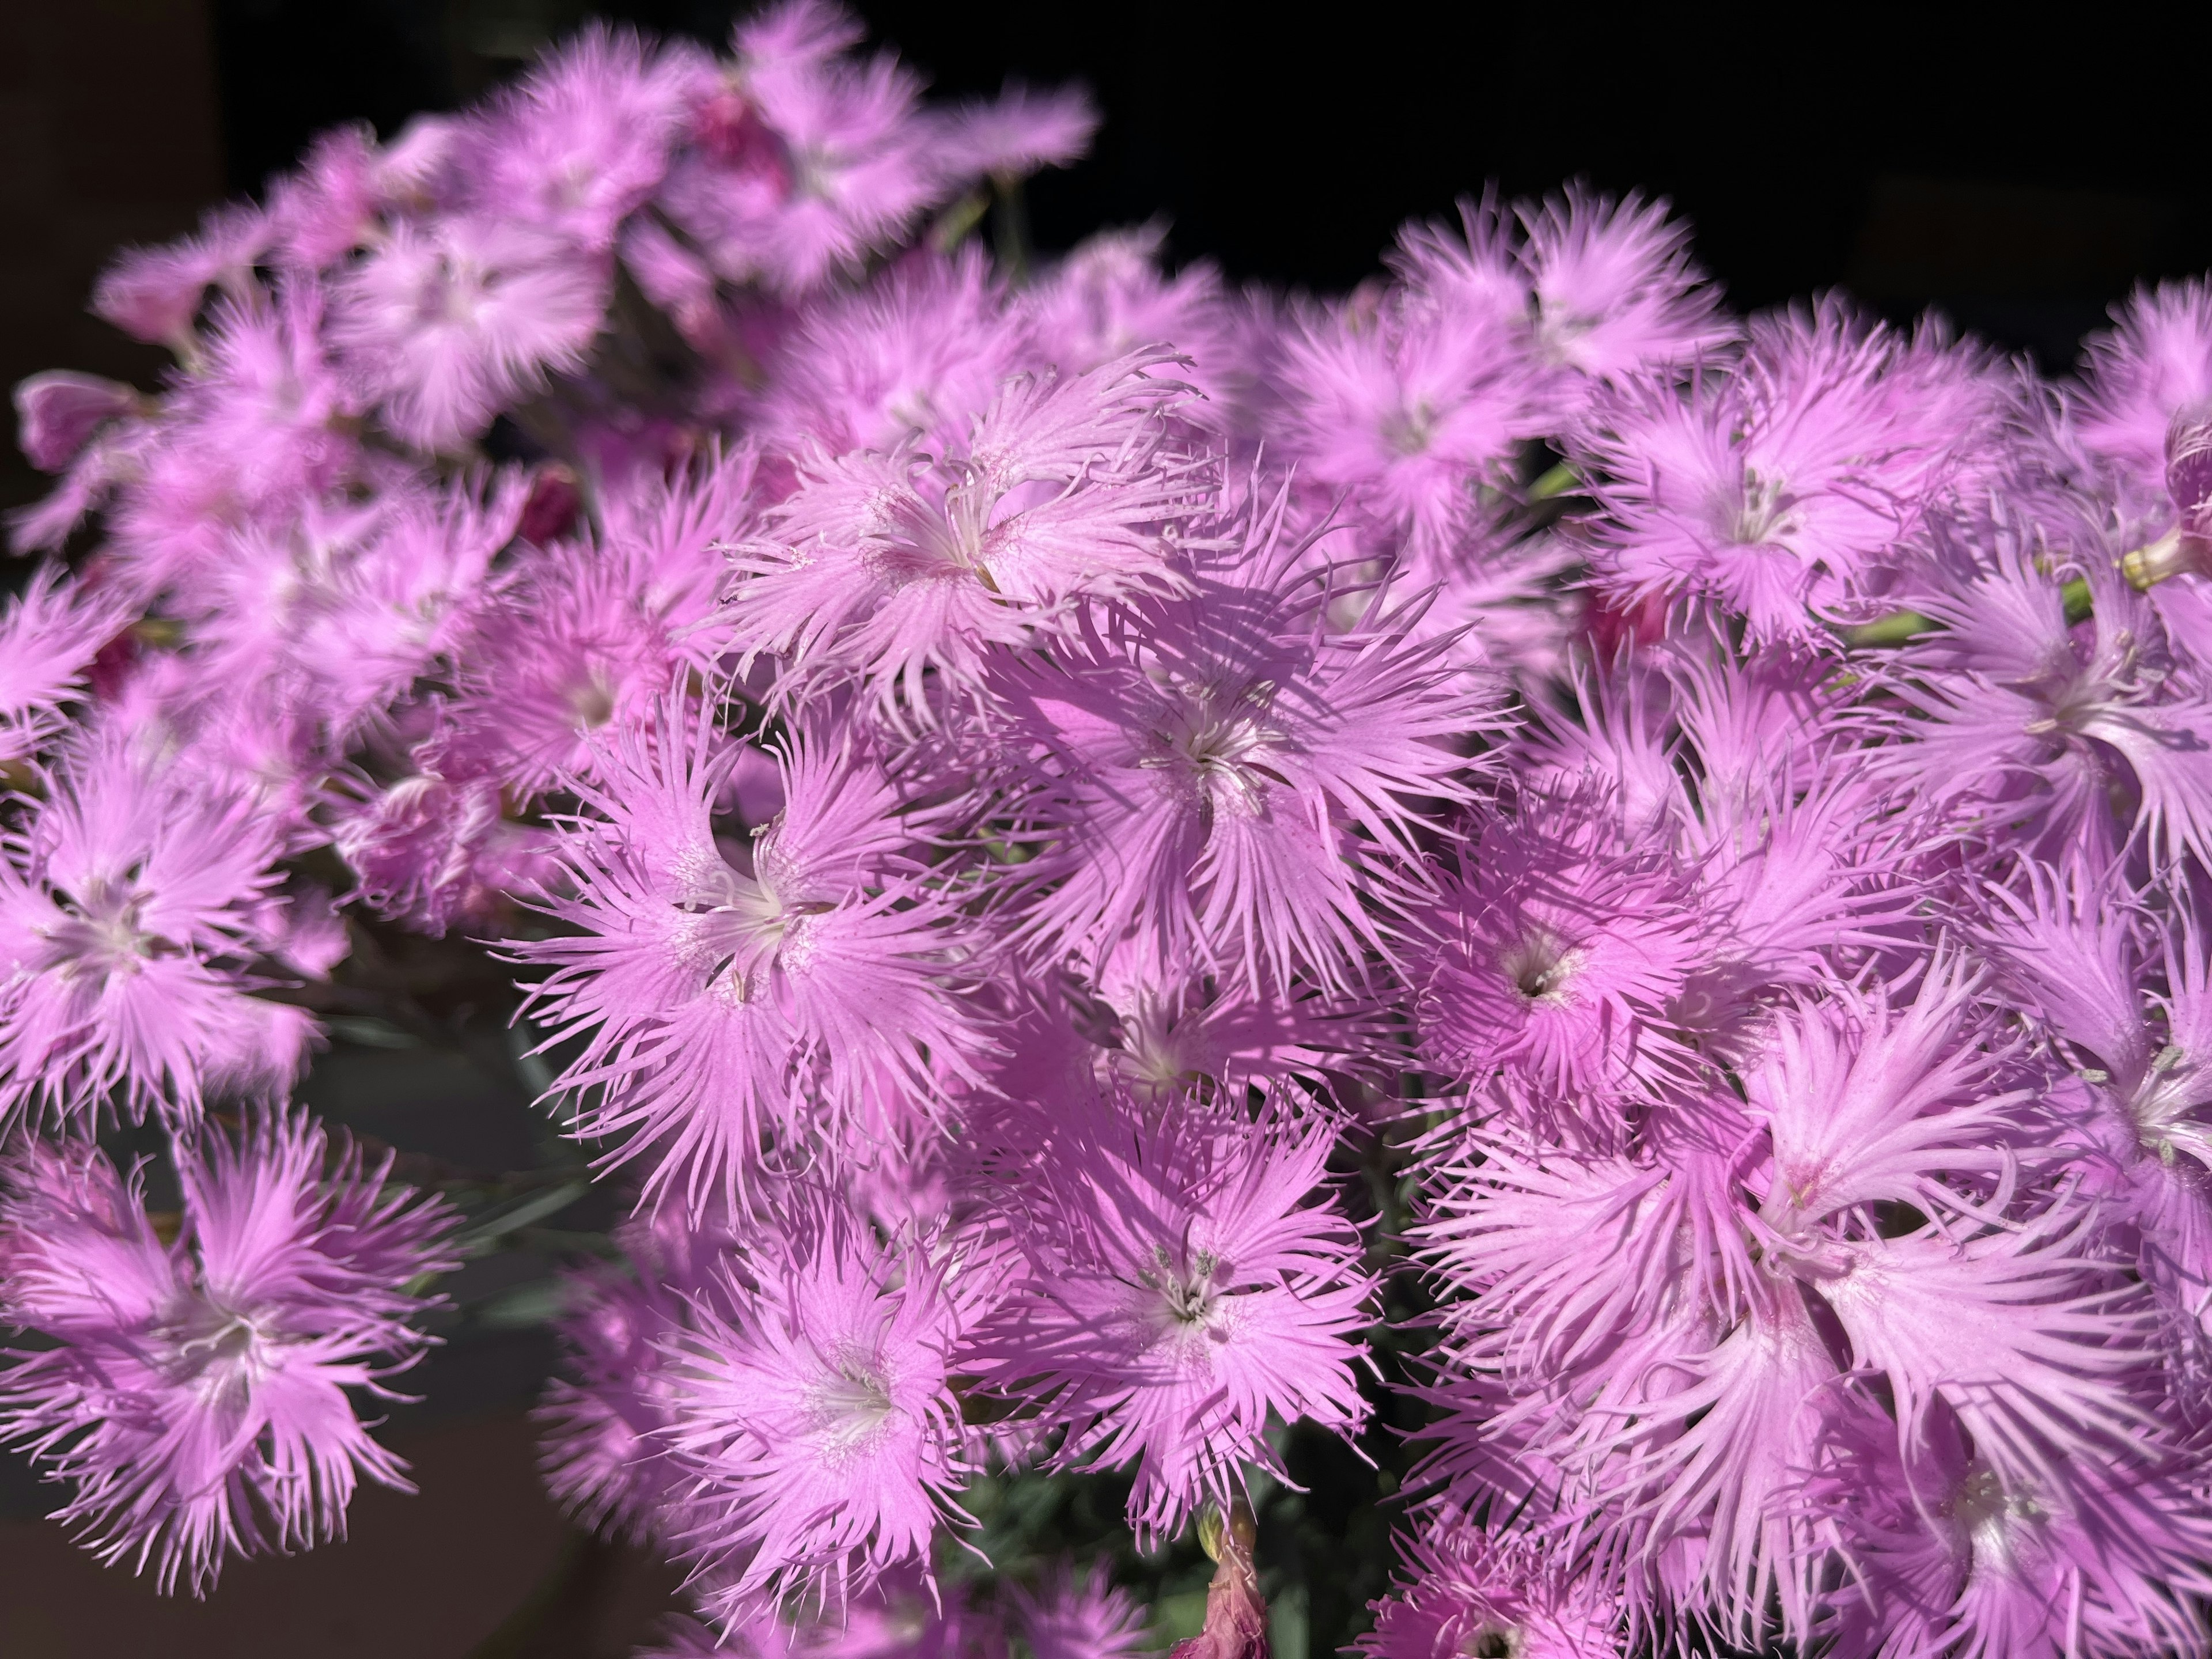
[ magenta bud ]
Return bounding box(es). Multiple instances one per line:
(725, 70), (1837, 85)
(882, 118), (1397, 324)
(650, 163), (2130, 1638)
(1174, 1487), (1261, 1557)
(518, 464), (584, 544)
(13, 372), (139, 472)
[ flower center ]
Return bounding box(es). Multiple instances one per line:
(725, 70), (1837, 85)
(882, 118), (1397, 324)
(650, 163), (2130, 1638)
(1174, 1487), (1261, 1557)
(1501, 928), (1585, 1003)
(1142, 1245), (1222, 1328)
(159, 1296), (275, 1411)
(1139, 681), (1287, 824)
(564, 666), (619, 729)
(805, 1356), (900, 1466)
(1726, 467), (1798, 547)
(1381, 401), (1438, 457)
(41, 878), (168, 983)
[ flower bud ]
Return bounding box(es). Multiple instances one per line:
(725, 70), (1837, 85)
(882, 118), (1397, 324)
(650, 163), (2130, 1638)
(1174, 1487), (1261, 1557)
(12, 372), (140, 472)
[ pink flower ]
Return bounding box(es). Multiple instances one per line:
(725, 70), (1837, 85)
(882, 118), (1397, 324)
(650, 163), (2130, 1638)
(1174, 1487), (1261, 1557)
(0, 1117), (455, 1593)
(969, 1094), (1373, 1542)
(1009, 1562), (1150, 1659)
(1516, 186), (1730, 385)
(1025, 227), (1242, 416)
(511, 699), (986, 1210)
(933, 82), (1098, 181)
(997, 496), (1496, 995)
(331, 215), (607, 450)
(0, 735), (317, 1128)
(330, 765), (556, 937)
(435, 448), (755, 792)
(1576, 300), (2019, 641)
(91, 203), (271, 349)
(657, 2), (944, 296)
(12, 372), (143, 472)
(730, 347), (1207, 720)
(0, 566), (123, 764)
(1273, 281), (1540, 560)
(2076, 278), (2212, 506)
(1362, 1521), (1624, 1659)
(457, 26), (711, 252)
(743, 247), (1027, 460)
(1410, 781), (1711, 1105)
(1877, 521), (2212, 870)
(659, 1191), (979, 1620)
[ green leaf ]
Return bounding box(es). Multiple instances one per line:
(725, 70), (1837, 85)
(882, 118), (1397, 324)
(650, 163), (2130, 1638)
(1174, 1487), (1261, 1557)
(473, 1278), (573, 1330)
(326, 1015), (423, 1049)
(453, 1179), (592, 1256)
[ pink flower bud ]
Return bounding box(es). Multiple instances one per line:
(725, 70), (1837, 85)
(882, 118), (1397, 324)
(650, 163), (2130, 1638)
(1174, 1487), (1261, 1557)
(12, 372), (139, 472)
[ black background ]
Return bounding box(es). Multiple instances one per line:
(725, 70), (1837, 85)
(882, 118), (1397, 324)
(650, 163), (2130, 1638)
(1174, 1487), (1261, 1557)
(208, 2), (2212, 345)
(14, 1), (2212, 524)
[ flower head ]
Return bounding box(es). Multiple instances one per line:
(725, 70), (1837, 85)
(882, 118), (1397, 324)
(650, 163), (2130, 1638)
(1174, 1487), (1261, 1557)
(331, 216), (606, 450)
(997, 494), (1497, 994)
(660, 1190), (979, 1622)
(0, 1117), (455, 1593)
(731, 347), (1207, 719)
(1362, 1521), (1625, 1659)
(1577, 300), (2019, 641)
(0, 734), (316, 1128)
(969, 1093), (1374, 1541)
(512, 696), (986, 1210)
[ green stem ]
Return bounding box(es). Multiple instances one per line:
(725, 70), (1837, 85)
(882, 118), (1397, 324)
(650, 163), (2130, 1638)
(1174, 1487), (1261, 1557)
(1841, 575), (2093, 649)
(1525, 460), (1580, 501)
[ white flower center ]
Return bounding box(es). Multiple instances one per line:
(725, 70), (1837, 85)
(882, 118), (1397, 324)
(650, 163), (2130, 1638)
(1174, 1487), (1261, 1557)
(1501, 928), (1585, 1004)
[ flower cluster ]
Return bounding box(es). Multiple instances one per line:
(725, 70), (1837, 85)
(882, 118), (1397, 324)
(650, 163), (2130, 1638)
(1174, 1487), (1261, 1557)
(7, 5), (2212, 1654)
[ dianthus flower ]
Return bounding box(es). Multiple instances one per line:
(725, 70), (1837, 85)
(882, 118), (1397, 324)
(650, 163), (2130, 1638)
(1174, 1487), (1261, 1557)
(434, 448), (753, 791)
(1979, 859), (2212, 1376)
(0, 566), (122, 764)
(1877, 523), (2212, 870)
(1362, 1520), (1625, 1659)
(1411, 649), (1909, 1117)
(995, 495), (1497, 994)
(655, 1), (945, 297)
(90, 202), (270, 351)
(2075, 278), (2212, 507)
(512, 698), (986, 1210)
(658, 1191), (980, 1621)
(0, 1117), (456, 1593)
(730, 347), (1208, 719)
(12, 371), (143, 474)
(1273, 274), (1540, 560)
(743, 247), (1028, 460)
(330, 215), (606, 450)
(0, 734), (317, 1128)
(1024, 227), (1242, 416)
(969, 1093), (1374, 1541)
(539, 1199), (748, 1546)
(1411, 958), (2170, 1650)
(1575, 299), (2019, 641)
(453, 26), (710, 253)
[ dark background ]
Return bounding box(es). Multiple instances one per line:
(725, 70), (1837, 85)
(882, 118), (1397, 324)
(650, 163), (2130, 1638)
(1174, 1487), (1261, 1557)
(13, 4), (2212, 526)
(3, 5), (2210, 1653)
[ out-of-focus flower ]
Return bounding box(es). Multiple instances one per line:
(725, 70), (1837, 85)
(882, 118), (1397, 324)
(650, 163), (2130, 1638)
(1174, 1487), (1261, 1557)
(0, 1118), (455, 1594)
(331, 217), (606, 450)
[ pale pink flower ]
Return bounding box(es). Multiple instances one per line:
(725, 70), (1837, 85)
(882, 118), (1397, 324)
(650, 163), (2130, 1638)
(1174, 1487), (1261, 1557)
(969, 1094), (1373, 1542)
(331, 216), (607, 450)
(660, 1192), (979, 1620)
(0, 1118), (454, 1594)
